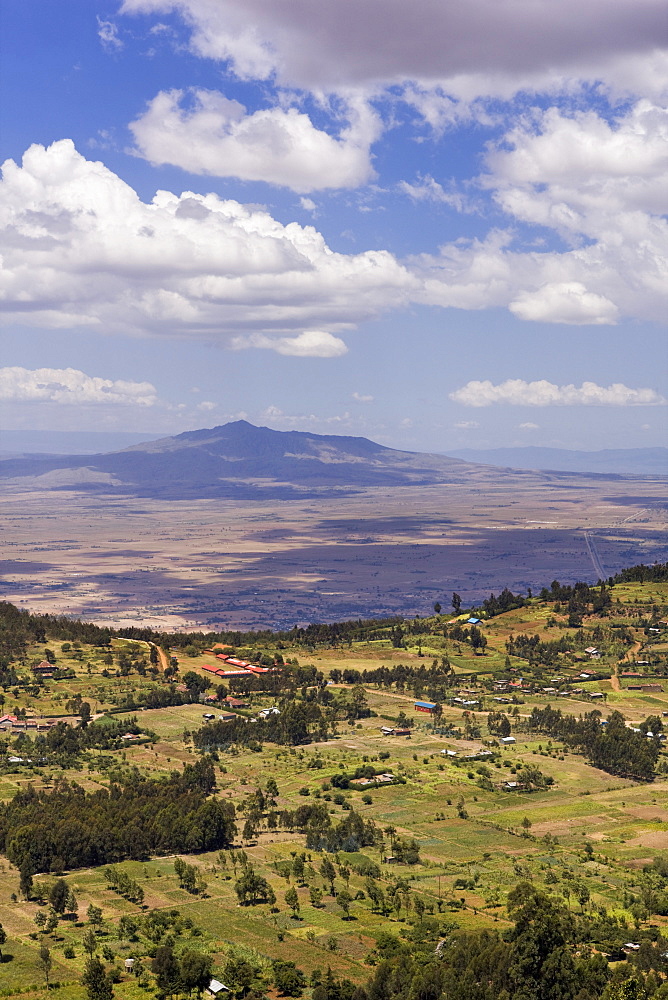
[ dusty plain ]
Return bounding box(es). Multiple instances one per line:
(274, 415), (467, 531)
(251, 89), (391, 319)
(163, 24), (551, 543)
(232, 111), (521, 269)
(1, 474), (666, 629)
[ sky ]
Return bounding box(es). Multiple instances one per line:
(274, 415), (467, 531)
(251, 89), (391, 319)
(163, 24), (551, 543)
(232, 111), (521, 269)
(1, 0), (667, 453)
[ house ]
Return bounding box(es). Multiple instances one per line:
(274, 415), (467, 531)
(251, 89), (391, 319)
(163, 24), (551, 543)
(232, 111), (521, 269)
(225, 697), (248, 708)
(32, 660), (55, 676)
(125, 959), (135, 972)
(207, 980), (231, 996)
(259, 707), (280, 718)
(501, 736), (516, 744)
(414, 701), (437, 714)
(467, 617), (482, 625)
(503, 781), (519, 790)
(202, 713), (215, 720)
(441, 749), (458, 757)
(217, 713), (237, 722)
(121, 733), (141, 742)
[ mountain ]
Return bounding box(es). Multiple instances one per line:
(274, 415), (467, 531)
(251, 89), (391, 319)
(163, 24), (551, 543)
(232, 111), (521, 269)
(444, 446), (668, 477)
(0, 420), (510, 499)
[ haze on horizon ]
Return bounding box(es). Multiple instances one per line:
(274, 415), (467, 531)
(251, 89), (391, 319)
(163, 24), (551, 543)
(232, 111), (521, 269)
(0, 0), (666, 455)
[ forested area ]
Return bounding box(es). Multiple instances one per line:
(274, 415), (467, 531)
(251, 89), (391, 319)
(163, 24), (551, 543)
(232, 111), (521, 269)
(527, 707), (662, 780)
(0, 761), (236, 874)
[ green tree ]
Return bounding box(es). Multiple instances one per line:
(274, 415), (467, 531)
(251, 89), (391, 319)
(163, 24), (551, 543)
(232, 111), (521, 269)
(285, 886), (300, 918)
(452, 593), (462, 614)
(319, 857), (336, 895)
(337, 889), (353, 919)
(82, 928), (98, 956)
(87, 903), (103, 929)
(0, 923), (6, 961)
(179, 949), (213, 997)
(152, 945), (181, 998)
(82, 955), (114, 1000)
(49, 878), (69, 914)
(39, 943), (52, 988)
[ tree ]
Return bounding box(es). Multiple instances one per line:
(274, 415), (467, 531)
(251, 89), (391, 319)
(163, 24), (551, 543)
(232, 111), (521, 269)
(80, 701), (92, 727)
(179, 949), (213, 997)
(272, 959), (306, 997)
(83, 955), (114, 1000)
(87, 904), (103, 929)
(319, 857), (336, 895)
(49, 878), (69, 914)
(83, 928), (98, 956)
(452, 593), (462, 614)
(433, 602), (442, 615)
(337, 889), (353, 919)
(235, 867), (276, 906)
(152, 945), (181, 998)
(0, 923), (6, 961)
(39, 943), (52, 988)
(19, 864), (33, 900)
(118, 915), (139, 941)
(66, 888), (78, 917)
(223, 955), (257, 996)
(285, 886), (300, 918)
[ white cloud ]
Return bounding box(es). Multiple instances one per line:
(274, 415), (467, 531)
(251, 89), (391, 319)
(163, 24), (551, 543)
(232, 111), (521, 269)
(259, 405), (354, 430)
(97, 17), (123, 51)
(0, 367), (157, 406)
(454, 420), (480, 429)
(0, 140), (415, 347)
(121, 0), (668, 101)
(519, 422), (540, 430)
(415, 101), (668, 325)
(398, 175), (469, 211)
(130, 89), (379, 192)
(450, 379), (666, 407)
(299, 197), (317, 214)
(510, 283), (619, 325)
(196, 400), (217, 410)
(231, 330), (348, 357)
(352, 392), (374, 403)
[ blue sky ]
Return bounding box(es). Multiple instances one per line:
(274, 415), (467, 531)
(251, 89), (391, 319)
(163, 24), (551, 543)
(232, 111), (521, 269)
(1, 0), (666, 452)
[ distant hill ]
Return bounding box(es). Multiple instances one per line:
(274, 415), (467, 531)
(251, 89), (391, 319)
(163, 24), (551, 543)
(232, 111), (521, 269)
(0, 420), (516, 499)
(444, 446), (668, 477)
(0, 429), (164, 456)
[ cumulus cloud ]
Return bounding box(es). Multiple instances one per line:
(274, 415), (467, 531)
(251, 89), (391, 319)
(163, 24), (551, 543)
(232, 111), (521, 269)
(121, 0), (667, 100)
(0, 140), (415, 347)
(352, 392), (374, 403)
(231, 330), (348, 357)
(519, 422), (540, 430)
(0, 367), (157, 406)
(510, 283), (619, 325)
(454, 420), (480, 429)
(415, 100), (668, 325)
(450, 379), (666, 407)
(130, 89), (379, 192)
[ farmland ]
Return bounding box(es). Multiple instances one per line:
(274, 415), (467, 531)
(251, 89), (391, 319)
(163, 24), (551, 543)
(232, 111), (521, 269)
(0, 568), (668, 997)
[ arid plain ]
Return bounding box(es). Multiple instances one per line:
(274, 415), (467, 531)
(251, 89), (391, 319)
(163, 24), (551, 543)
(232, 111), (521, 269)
(2, 471), (666, 630)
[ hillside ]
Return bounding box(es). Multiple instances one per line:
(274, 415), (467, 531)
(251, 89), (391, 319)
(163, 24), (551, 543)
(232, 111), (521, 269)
(0, 566), (668, 1000)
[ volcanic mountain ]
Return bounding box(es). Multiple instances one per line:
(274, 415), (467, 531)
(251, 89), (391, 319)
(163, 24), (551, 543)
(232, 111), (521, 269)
(0, 419), (532, 499)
